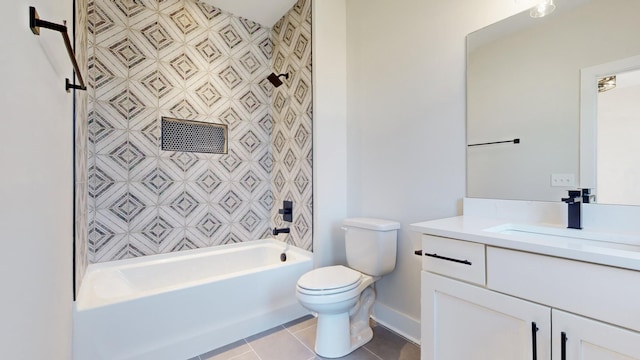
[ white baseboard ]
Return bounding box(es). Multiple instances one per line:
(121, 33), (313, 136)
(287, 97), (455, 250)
(371, 301), (421, 345)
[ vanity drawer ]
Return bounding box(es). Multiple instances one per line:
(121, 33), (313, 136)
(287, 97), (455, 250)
(421, 235), (486, 286)
(487, 246), (640, 332)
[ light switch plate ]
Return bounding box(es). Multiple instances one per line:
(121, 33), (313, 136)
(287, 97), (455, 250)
(551, 173), (575, 187)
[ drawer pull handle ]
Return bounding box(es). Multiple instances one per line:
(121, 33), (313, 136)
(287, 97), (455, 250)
(561, 332), (568, 360)
(424, 252), (472, 265)
(531, 322), (538, 360)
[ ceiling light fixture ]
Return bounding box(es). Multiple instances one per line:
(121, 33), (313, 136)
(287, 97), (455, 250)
(598, 76), (617, 93)
(515, 0), (556, 18)
(529, 0), (556, 18)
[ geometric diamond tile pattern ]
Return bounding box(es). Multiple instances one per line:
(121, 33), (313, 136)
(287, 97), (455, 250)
(219, 24), (242, 49)
(141, 22), (173, 52)
(170, 191), (199, 218)
(170, 8), (199, 35)
(195, 38), (223, 64)
(170, 53), (198, 81)
(270, 0), (313, 251)
(76, 0), (90, 294)
(195, 82), (222, 107)
(219, 65), (243, 91)
(109, 38), (146, 69)
(239, 51), (261, 74)
(87, 0), (312, 263)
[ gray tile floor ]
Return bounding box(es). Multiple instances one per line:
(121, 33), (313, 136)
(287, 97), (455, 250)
(191, 315), (420, 360)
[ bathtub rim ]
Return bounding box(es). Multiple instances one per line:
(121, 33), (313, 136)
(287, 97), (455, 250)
(76, 238), (312, 311)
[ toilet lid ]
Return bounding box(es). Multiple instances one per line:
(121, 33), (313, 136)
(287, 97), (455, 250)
(297, 265), (361, 292)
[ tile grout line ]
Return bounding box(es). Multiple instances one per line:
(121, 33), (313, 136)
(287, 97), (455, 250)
(197, 338), (253, 360)
(236, 338), (259, 360)
(197, 316), (419, 360)
(286, 319), (318, 357)
(286, 317), (408, 360)
(244, 334), (265, 360)
(289, 329), (315, 355)
(361, 346), (384, 360)
(227, 350), (260, 360)
(373, 323), (421, 348)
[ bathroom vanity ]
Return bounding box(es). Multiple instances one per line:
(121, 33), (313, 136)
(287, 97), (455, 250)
(412, 213), (640, 360)
(446, 0), (640, 357)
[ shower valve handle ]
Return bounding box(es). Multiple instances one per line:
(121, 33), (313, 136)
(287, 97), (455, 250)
(278, 200), (293, 222)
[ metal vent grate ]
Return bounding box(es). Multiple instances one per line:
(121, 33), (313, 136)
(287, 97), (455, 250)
(161, 117), (228, 154)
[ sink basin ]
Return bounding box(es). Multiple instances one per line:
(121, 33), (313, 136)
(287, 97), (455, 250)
(484, 223), (640, 252)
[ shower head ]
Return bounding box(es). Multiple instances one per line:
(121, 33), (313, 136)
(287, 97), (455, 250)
(267, 72), (289, 88)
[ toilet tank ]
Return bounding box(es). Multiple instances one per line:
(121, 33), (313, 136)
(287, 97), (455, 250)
(343, 218), (400, 276)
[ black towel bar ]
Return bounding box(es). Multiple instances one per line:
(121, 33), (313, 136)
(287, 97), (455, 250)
(29, 6), (86, 92)
(468, 138), (520, 147)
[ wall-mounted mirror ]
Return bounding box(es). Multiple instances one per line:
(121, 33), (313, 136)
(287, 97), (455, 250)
(466, 0), (640, 204)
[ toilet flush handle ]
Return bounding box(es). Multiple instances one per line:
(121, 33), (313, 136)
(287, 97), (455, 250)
(341, 227), (349, 232)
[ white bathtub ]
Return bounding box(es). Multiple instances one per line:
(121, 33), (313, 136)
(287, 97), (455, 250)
(73, 239), (313, 360)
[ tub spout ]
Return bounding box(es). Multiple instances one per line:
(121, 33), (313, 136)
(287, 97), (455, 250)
(273, 227), (290, 236)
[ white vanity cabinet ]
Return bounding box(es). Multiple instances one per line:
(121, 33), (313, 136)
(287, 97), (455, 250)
(552, 310), (640, 360)
(419, 234), (640, 360)
(422, 272), (550, 360)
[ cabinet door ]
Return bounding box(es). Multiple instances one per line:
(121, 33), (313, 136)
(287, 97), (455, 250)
(422, 271), (551, 360)
(552, 310), (640, 360)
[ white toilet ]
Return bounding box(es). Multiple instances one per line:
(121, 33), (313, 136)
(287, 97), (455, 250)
(296, 217), (400, 358)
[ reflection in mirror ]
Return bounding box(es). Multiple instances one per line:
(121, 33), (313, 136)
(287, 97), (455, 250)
(597, 69), (640, 205)
(582, 64), (640, 206)
(579, 55), (640, 202)
(466, 0), (640, 203)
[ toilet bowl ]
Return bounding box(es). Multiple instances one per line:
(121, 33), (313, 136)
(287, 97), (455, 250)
(295, 218), (400, 358)
(296, 265), (378, 358)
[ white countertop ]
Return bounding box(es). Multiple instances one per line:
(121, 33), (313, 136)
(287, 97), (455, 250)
(411, 216), (640, 272)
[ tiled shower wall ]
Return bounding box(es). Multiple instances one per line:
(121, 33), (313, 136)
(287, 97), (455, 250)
(86, 0), (312, 263)
(75, 0), (89, 293)
(270, 0), (313, 251)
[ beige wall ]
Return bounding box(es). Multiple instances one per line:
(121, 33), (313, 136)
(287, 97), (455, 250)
(312, 0), (349, 267)
(0, 0), (74, 358)
(343, 0), (531, 340)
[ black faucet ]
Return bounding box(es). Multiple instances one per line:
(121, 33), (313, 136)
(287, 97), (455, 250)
(273, 227), (290, 236)
(581, 188), (595, 204)
(561, 190), (582, 229)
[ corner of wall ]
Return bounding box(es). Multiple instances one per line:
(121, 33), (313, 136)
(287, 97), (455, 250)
(312, 0), (348, 267)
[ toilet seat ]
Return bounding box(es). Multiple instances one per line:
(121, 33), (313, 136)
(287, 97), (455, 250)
(297, 265), (362, 296)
